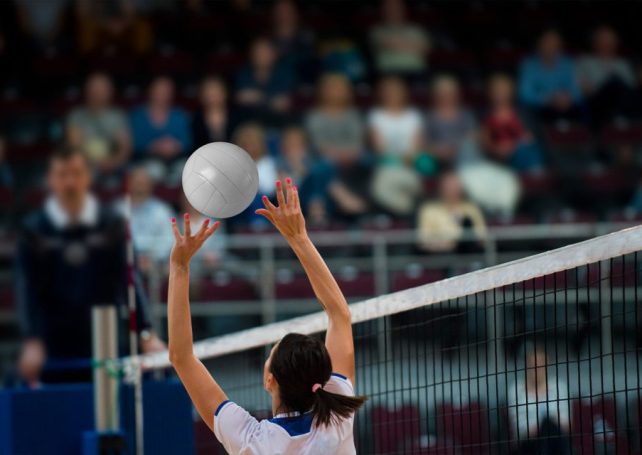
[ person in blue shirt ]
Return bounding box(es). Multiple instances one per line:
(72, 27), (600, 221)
(130, 76), (192, 180)
(236, 37), (295, 126)
(518, 30), (584, 122)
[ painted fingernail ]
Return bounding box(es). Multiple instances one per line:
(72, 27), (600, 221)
(262, 195), (268, 201)
(293, 186), (298, 191)
(214, 221), (221, 228)
(184, 213), (189, 219)
(276, 180), (281, 187)
(171, 217), (176, 223)
(204, 219), (210, 226)
(286, 177), (292, 185)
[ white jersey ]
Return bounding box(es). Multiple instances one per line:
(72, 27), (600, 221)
(214, 373), (356, 454)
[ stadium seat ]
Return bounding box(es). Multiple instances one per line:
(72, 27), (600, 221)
(600, 121), (642, 146)
(545, 123), (592, 148)
(335, 267), (375, 297)
(275, 273), (316, 299)
(200, 275), (257, 302)
(372, 404), (422, 454)
(571, 397), (630, 455)
(0, 286), (14, 309)
(148, 52), (195, 77)
(436, 401), (490, 455)
(392, 268), (444, 292)
(153, 184), (181, 206)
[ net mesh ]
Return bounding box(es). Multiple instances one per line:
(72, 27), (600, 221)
(124, 226), (642, 454)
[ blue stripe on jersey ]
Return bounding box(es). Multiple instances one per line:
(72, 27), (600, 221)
(215, 400), (231, 416)
(269, 413), (314, 437)
(331, 372), (348, 380)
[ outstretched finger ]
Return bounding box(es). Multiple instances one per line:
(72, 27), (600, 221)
(183, 213), (191, 237)
(285, 177), (294, 207)
(203, 220), (221, 239)
(291, 185), (300, 210)
(195, 218), (210, 238)
(170, 217), (181, 242)
(275, 180), (286, 207)
(261, 195), (277, 211)
(255, 208), (275, 224)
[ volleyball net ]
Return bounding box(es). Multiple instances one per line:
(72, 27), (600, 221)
(123, 225), (642, 454)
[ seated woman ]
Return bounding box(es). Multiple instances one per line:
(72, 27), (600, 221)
(481, 74), (543, 173)
(368, 75), (423, 216)
(167, 179), (366, 453)
(192, 76), (237, 147)
(416, 170), (486, 253)
(305, 73), (372, 221)
(425, 75), (480, 167)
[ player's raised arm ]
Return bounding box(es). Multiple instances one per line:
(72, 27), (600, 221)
(167, 214), (226, 432)
(256, 179), (355, 383)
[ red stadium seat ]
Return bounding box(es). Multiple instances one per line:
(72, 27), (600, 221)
(148, 52), (195, 76)
(335, 268), (375, 297)
(545, 123), (592, 148)
(372, 404), (422, 454)
(392, 268), (444, 292)
(600, 121), (642, 146)
(571, 397), (630, 455)
(436, 401), (490, 455)
(153, 184), (181, 206)
(275, 273), (315, 299)
(200, 275), (257, 302)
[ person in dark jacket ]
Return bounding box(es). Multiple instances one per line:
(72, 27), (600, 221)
(15, 147), (165, 384)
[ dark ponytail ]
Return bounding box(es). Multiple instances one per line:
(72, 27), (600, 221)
(270, 333), (367, 427)
(311, 385), (367, 427)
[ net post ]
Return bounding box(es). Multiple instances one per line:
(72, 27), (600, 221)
(92, 305), (119, 431)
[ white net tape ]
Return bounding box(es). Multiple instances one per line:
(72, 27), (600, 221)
(120, 225), (642, 381)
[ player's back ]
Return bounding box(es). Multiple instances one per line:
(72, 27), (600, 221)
(214, 374), (356, 454)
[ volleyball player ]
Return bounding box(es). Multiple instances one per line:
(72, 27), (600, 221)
(168, 178), (366, 453)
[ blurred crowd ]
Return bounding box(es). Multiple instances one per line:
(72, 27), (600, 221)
(2, 0), (642, 265)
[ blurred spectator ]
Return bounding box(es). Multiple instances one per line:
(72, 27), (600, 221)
(234, 122), (278, 197)
(75, 0), (153, 55)
(481, 74), (543, 172)
(178, 193), (226, 272)
(459, 161), (521, 217)
(16, 148), (163, 383)
(6, 337), (45, 389)
(417, 170), (486, 253)
(66, 72), (131, 179)
(508, 347), (571, 455)
(305, 73), (372, 220)
(369, 0), (430, 78)
(130, 76), (192, 182)
(319, 37), (367, 83)
(425, 75), (480, 166)
(271, 0), (316, 82)
(518, 30), (583, 122)
(236, 37), (294, 123)
(577, 26), (637, 128)
(369, 76), (422, 216)
(306, 73), (365, 164)
(0, 135), (13, 188)
(15, 0), (69, 52)
(126, 165), (175, 270)
(192, 76), (237, 148)
(369, 76), (423, 161)
(275, 126), (327, 223)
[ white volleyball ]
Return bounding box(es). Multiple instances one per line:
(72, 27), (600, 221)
(182, 142), (259, 219)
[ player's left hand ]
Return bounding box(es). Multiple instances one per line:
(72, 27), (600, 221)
(256, 178), (307, 241)
(170, 214), (220, 269)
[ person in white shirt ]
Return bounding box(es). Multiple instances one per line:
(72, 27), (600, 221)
(167, 178), (366, 454)
(508, 347), (571, 455)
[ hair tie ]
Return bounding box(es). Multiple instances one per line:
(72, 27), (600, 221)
(311, 383), (322, 393)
